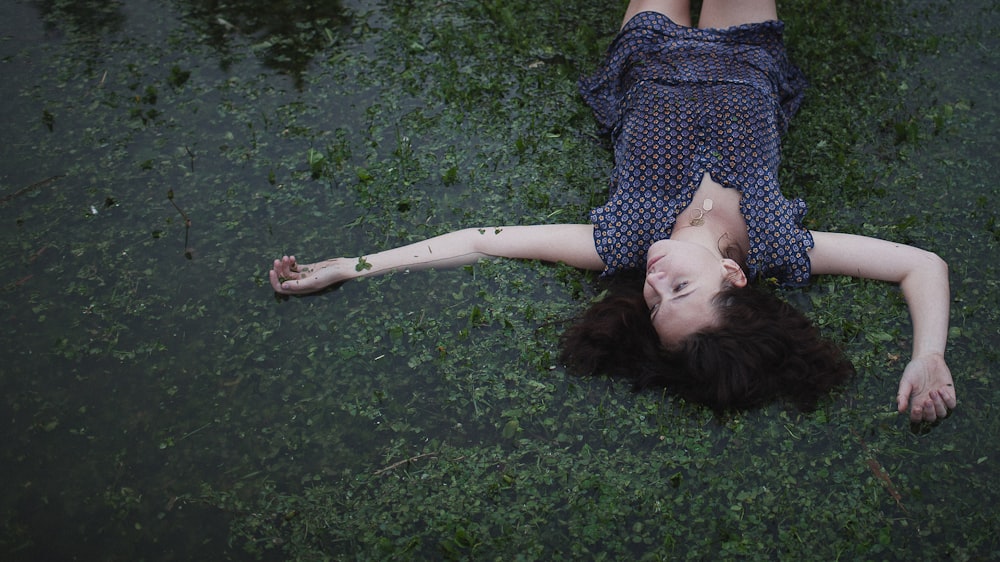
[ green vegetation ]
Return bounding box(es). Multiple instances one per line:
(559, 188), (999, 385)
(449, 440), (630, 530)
(0, 0), (996, 559)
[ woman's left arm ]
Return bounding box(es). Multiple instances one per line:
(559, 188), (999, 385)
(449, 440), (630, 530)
(809, 231), (956, 422)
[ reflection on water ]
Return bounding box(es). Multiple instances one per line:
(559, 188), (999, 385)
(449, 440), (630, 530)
(31, 0), (126, 37)
(176, 0), (349, 88)
(30, 0), (350, 88)
(30, 0), (126, 63)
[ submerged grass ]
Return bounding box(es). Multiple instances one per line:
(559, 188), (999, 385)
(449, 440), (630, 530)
(0, 0), (997, 559)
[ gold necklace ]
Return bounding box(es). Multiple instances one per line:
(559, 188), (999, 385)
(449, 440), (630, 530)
(689, 198), (713, 227)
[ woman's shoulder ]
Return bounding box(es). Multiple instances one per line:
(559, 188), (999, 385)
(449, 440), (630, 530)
(741, 192), (813, 287)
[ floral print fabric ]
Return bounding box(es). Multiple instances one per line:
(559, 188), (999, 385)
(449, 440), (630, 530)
(581, 11), (813, 286)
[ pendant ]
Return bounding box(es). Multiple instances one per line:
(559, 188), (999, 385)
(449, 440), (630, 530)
(689, 198), (713, 227)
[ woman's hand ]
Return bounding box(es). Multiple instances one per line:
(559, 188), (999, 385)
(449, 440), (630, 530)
(896, 353), (957, 422)
(269, 255), (351, 295)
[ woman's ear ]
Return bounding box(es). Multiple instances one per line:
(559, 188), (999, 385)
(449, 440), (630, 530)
(721, 258), (748, 288)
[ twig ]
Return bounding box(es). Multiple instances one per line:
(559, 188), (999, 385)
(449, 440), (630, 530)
(851, 428), (908, 514)
(3, 275), (34, 292)
(166, 189), (191, 226)
(0, 175), (63, 205)
(373, 452), (437, 476)
(179, 421), (213, 441)
(167, 189), (195, 259)
(864, 458), (907, 513)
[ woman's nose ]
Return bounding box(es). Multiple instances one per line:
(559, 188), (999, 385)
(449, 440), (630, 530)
(646, 271), (667, 292)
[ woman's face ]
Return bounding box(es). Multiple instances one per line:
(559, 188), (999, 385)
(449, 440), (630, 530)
(643, 239), (746, 345)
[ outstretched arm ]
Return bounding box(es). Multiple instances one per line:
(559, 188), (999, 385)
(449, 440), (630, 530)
(269, 224), (605, 295)
(809, 231), (956, 422)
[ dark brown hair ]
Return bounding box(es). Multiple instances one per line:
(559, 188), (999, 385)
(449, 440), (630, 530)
(559, 274), (855, 414)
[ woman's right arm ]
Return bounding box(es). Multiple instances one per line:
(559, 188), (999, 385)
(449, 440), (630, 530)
(269, 224), (605, 295)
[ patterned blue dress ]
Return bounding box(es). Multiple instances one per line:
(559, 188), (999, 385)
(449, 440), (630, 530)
(581, 11), (813, 286)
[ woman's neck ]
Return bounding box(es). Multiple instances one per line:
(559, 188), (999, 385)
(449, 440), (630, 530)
(671, 222), (729, 259)
(673, 173), (749, 260)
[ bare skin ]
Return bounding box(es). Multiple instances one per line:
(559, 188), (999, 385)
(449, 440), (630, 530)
(269, 0), (957, 422)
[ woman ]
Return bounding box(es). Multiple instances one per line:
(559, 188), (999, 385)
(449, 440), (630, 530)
(269, 0), (956, 422)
